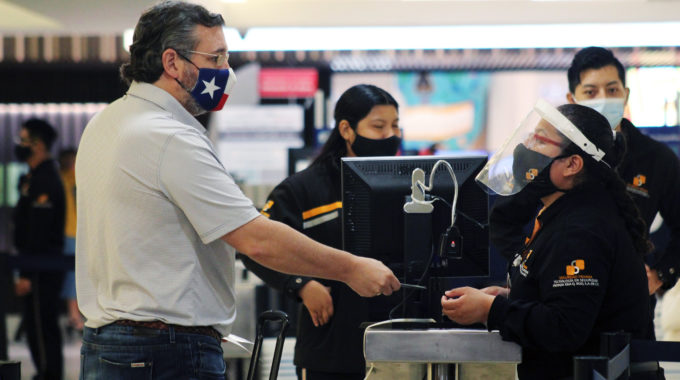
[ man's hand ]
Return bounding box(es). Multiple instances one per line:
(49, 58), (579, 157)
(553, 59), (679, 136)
(299, 280), (334, 327)
(345, 257), (400, 297)
(480, 285), (509, 298)
(646, 264), (664, 295)
(441, 287), (494, 325)
(14, 277), (31, 296)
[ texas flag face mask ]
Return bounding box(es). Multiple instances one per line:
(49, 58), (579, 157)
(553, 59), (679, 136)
(188, 67), (237, 112)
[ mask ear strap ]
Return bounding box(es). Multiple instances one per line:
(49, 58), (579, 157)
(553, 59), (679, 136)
(175, 51), (199, 70)
(174, 78), (193, 93)
(557, 151), (613, 171)
(552, 153), (571, 161)
(174, 51), (199, 93)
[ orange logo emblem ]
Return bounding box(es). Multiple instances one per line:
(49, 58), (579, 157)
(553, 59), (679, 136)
(633, 175), (646, 187)
(525, 168), (539, 181)
(566, 259), (585, 276)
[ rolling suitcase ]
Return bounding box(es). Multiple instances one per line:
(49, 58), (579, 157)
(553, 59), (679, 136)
(246, 310), (290, 380)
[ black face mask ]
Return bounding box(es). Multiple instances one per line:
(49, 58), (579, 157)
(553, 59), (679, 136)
(351, 134), (402, 157)
(14, 144), (32, 162)
(512, 144), (562, 199)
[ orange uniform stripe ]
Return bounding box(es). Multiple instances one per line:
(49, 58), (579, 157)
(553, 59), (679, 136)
(302, 201), (342, 220)
(524, 206), (547, 246)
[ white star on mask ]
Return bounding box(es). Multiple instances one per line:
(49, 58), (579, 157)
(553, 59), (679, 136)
(201, 77), (221, 99)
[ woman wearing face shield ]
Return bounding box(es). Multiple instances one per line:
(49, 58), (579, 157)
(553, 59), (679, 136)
(240, 84), (401, 380)
(443, 101), (661, 380)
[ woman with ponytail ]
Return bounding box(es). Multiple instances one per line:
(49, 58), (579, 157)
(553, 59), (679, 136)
(241, 84), (401, 380)
(557, 105), (653, 256)
(443, 101), (661, 379)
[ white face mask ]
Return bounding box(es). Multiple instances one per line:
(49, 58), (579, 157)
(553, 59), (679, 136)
(575, 97), (625, 130)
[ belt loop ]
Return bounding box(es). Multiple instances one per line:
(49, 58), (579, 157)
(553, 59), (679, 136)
(169, 325), (176, 343)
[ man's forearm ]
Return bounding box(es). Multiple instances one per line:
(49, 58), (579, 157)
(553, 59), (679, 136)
(224, 216), (355, 283)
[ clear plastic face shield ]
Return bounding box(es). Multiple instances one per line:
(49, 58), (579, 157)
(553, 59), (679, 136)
(475, 99), (605, 196)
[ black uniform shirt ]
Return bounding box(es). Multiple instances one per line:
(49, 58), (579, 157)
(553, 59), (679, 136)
(241, 158), (369, 374)
(12, 159), (66, 274)
(487, 183), (651, 380)
(618, 119), (680, 287)
(490, 119), (680, 290)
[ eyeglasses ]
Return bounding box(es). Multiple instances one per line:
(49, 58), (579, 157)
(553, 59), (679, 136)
(185, 50), (230, 66)
(15, 136), (33, 145)
(525, 132), (564, 149)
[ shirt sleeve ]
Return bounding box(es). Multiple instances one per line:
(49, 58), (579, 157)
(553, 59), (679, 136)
(487, 227), (611, 352)
(158, 131), (260, 244)
(651, 151), (680, 289)
(240, 180), (312, 300)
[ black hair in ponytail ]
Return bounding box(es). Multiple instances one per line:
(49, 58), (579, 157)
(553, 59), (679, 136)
(557, 104), (653, 255)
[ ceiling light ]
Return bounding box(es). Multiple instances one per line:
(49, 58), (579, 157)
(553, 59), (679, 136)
(225, 22), (680, 51)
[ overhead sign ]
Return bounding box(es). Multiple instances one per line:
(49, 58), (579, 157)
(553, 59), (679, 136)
(259, 68), (318, 98)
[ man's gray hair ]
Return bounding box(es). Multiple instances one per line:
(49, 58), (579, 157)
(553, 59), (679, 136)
(120, 1), (224, 85)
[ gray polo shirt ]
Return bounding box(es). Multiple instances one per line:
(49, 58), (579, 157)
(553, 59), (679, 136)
(75, 81), (260, 336)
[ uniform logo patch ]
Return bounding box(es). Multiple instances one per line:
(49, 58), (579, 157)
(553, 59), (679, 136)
(626, 174), (649, 198)
(525, 168), (539, 181)
(566, 259), (585, 275)
(632, 174), (646, 187)
(32, 193), (53, 208)
(553, 259), (600, 288)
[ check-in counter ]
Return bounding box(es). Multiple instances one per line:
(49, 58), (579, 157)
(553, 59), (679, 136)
(364, 325), (521, 380)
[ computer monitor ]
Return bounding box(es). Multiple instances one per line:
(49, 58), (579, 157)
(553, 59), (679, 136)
(341, 155), (489, 320)
(287, 147), (318, 176)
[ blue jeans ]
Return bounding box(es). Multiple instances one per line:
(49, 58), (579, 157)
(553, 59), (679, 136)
(80, 324), (226, 380)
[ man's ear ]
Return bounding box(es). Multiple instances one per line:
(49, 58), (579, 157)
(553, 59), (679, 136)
(566, 92), (576, 104)
(624, 87), (630, 105)
(338, 120), (354, 142)
(161, 48), (182, 79)
(32, 139), (46, 155)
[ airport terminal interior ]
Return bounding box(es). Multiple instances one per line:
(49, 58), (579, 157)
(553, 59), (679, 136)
(2, 0), (680, 379)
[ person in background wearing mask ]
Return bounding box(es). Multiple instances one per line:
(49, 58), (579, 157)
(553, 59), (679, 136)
(75, 2), (399, 379)
(567, 47), (680, 299)
(57, 148), (83, 333)
(241, 84), (401, 380)
(490, 47), (680, 333)
(13, 118), (66, 380)
(445, 101), (660, 380)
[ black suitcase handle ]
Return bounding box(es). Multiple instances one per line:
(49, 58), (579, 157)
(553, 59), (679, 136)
(246, 310), (290, 380)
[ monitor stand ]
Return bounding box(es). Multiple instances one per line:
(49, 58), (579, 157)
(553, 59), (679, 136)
(402, 202), (433, 319)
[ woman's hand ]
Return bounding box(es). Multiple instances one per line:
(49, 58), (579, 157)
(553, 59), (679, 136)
(299, 280), (334, 327)
(441, 287), (495, 325)
(480, 285), (510, 298)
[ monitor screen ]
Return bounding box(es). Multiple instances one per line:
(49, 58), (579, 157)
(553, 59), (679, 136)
(341, 155), (490, 319)
(287, 147), (318, 176)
